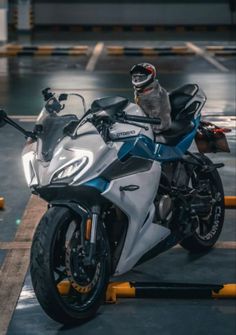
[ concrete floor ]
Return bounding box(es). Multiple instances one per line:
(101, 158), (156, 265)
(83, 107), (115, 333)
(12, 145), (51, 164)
(0, 30), (236, 334)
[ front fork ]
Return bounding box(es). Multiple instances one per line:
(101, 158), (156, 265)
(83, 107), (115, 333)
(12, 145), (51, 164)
(84, 206), (100, 265)
(50, 202), (101, 266)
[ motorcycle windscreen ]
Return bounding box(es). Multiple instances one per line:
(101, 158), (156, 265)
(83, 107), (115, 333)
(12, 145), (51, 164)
(35, 93), (86, 161)
(37, 93), (86, 124)
(36, 115), (78, 161)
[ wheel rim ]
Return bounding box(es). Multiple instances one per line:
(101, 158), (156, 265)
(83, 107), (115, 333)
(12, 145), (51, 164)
(51, 216), (107, 311)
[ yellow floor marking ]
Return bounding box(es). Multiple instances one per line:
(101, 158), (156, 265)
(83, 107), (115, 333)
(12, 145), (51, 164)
(0, 242), (32, 250)
(0, 195), (47, 335)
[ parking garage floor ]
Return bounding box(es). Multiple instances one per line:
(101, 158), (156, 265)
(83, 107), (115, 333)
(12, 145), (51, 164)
(0, 30), (236, 335)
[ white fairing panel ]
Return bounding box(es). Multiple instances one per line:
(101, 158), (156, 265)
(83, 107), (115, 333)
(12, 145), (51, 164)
(23, 122), (122, 187)
(102, 161), (170, 275)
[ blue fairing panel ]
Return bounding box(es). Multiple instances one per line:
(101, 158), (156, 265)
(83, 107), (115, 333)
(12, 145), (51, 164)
(118, 118), (200, 162)
(83, 177), (109, 192)
(84, 119), (199, 191)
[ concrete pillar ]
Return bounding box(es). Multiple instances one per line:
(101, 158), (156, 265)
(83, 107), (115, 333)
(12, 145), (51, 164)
(17, 0), (33, 31)
(0, 0), (8, 42)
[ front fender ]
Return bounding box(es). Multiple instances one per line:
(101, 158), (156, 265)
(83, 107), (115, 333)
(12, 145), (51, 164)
(50, 201), (89, 221)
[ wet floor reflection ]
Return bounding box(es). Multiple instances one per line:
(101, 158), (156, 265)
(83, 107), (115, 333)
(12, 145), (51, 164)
(0, 71), (235, 116)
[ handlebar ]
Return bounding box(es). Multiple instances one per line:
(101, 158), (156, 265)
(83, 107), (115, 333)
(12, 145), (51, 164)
(91, 109), (161, 125)
(0, 109), (7, 119)
(123, 114), (161, 125)
(90, 110), (161, 131)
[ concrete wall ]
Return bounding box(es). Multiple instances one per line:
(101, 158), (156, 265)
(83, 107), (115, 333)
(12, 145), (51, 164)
(8, 1), (234, 25)
(34, 3), (233, 25)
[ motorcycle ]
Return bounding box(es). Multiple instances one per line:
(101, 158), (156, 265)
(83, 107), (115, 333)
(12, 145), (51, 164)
(0, 84), (230, 323)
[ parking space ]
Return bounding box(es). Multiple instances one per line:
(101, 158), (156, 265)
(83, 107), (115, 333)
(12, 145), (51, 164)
(6, 247), (236, 335)
(0, 28), (236, 335)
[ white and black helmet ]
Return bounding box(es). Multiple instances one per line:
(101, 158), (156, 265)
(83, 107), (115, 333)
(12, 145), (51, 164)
(130, 63), (157, 89)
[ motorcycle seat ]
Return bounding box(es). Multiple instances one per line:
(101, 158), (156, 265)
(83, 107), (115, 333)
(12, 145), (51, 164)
(91, 96), (129, 113)
(155, 120), (195, 146)
(169, 84), (199, 121)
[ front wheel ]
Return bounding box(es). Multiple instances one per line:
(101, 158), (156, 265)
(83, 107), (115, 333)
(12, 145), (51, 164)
(180, 154), (225, 252)
(30, 207), (110, 324)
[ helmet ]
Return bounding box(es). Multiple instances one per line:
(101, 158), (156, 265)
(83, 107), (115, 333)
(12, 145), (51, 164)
(130, 63), (157, 89)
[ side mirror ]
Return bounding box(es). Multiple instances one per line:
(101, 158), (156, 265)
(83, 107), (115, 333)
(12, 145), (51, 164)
(0, 109), (7, 128)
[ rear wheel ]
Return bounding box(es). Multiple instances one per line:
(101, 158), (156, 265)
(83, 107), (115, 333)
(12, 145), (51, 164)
(30, 207), (110, 324)
(180, 154), (225, 252)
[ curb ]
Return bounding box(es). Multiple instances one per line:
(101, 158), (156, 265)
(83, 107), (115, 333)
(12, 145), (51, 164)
(206, 46), (236, 56)
(214, 51), (236, 56)
(0, 45), (89, 57)
(206, 46), (236, 51)
(107, 46), (194, 56)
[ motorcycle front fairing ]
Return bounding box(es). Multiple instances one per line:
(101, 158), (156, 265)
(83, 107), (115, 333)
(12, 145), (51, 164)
(22, 101), (171, 276)
(22, 101), (155, 193)
(22, 121), (120, 197)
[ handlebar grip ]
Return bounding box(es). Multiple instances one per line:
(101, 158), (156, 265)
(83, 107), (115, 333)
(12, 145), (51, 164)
(124, 114), (161, 125)
(0, 109), (7, 119)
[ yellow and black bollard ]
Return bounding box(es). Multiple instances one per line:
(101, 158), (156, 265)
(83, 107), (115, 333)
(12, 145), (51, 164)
(57, 280), (236, 303)
(0, 197), (5, 210)
(224, 196), (236, 209)
(105, 282), (236, 303)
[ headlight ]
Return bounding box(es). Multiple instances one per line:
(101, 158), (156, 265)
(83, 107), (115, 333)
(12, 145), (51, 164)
(22, 151), (38, 186)
(52, 157), (88, 182)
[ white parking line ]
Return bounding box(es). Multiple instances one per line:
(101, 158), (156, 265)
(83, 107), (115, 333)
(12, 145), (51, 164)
(86, 42), (104, 72)
(186, 42), (229, 73)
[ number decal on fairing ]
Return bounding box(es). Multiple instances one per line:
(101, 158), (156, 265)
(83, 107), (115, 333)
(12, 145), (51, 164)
(116, 130), (136, 138)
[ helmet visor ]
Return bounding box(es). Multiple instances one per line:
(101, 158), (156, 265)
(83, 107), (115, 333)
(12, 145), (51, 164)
(132, 73), (148, 85)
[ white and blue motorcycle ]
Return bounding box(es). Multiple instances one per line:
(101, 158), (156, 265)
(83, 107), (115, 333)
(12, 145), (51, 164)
(0, 84), (230, 323)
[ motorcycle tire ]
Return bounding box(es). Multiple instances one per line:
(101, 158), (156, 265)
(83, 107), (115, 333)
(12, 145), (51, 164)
(30, 206), (110, 324)
(180, 153), (225, 253)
